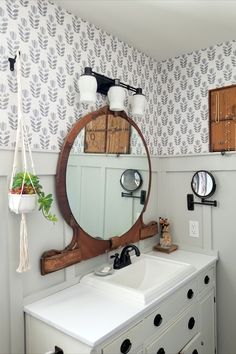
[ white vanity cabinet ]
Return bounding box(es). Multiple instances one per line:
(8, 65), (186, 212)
(145, 303), (199, 354)
(25, 252), (217, 354)
(179, 266), (216, 354)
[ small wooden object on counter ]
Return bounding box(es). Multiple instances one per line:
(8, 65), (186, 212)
(153, 243), (178, 254)
(153, 217), (178, 254)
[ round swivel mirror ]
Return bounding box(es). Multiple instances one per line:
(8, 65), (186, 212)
(191, 170), (216, 198)
(120, 169), (143, 192)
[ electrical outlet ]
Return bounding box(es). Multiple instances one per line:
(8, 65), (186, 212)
(189, 220), (199, 238)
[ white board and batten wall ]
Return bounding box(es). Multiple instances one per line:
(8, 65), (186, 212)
(2, 148), (236, 353)
(157, 151), (236, 354)
(0, 150), (158, 354)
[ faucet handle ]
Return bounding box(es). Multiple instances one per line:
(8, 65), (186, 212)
(110, 253), (120, 269)
(110, 253), (119, 260)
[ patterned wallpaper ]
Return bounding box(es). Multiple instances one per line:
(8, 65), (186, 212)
(0, 0), (158, 155)
(1, 0), (236, 156)
(157, 40), (236, 155)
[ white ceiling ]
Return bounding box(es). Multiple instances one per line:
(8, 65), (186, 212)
(53, 0), (236, 61)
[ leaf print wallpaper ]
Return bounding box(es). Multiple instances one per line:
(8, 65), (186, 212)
(0, 0), (158, 155)
(0, 0), (236, 156)
(156, 41), (236, 155)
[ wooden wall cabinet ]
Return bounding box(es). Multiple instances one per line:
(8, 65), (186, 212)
(209, 85), (236, 152)
(84, 113), (130, 154)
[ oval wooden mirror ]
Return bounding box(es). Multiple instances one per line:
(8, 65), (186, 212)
(41, 106), (157, 275)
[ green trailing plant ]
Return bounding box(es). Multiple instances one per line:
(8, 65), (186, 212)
(10, 172), (57, 223)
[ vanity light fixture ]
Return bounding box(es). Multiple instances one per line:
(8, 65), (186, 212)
(107, 79), (126, 112)
(78, 67), (97, 104)
(132, 88), (146, 116)
(78, 67), (146, 116)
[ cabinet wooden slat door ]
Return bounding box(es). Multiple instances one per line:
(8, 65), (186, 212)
(84, 114), (107, 153)
(107, 115), (130, 154)
(84, 113), (130, 154)
(209, 85), (236, 151)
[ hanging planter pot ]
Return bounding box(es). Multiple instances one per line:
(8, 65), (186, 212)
(8, 193), (37, 214)
(9, 172), (57, 222)
(8, 52), (57, 273)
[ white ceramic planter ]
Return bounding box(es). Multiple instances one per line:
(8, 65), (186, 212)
(8, 193), (37, 214)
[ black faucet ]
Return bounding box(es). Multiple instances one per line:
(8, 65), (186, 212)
(110, 244), (141, 269)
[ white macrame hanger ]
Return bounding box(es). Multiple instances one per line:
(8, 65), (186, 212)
(10, 51), (36, 273)
(9, 53), (36, 191)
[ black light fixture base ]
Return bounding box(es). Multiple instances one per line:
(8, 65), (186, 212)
(95, 73), (115, 95)
(83, 67), (140, 96)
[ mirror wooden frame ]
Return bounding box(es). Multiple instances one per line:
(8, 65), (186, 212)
(41, 106), (158, 275)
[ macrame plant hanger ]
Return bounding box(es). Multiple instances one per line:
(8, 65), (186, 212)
(9, 51), (37, 273)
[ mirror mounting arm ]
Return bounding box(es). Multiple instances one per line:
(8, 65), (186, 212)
(121, 190), (146, 205)
(187, 194), (217, 211)
(201, 198), (217, 207)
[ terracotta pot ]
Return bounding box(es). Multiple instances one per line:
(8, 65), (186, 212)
(8, 193), (37, 214)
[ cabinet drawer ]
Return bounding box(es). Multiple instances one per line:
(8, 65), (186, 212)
(179, 333), (203, 354)
(198, 267), (214, 294)
(145, 304), (199, 354)
(102, 321), (144, 354)
(143, 279), (198, 338)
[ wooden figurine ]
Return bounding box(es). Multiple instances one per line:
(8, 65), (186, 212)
(153, 217), (178, 253)
(160, 221), (172, 248)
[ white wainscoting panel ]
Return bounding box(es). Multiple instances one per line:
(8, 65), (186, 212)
(0, 150), (159, 354)
(159, 152), (236, 353)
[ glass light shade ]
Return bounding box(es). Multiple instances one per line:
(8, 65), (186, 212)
(108, 85), (126, 111)
(132, 93), (146, 117)
(78, 74), (97, 104)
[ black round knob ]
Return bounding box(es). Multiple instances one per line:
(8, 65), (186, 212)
(187, 288), (194, 299)
(157, 348), (165, 354)
(204, 275), (210, 284)
(120, 339), (132, 354)
(55, 346), (64, 354)
(192, 350), (198, 354)
(188, 316), (195, 330)
(154, 314), (163, 327)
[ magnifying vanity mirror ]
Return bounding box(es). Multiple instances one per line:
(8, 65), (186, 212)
(187, 170), (217, 211)
(120, 169), (143, 192)
(41, 106), (158, 275)
(191, 170), (216, 198)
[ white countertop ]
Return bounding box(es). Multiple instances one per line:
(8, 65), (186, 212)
(24, 250), (217, 347)
(148, 249), (217, 271)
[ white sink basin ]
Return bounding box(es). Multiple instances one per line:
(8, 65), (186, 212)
(81, 254), (196, 304)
